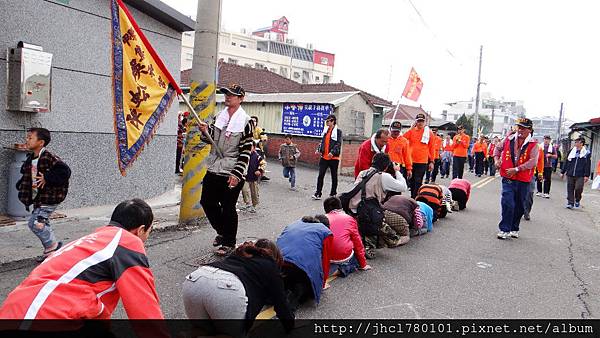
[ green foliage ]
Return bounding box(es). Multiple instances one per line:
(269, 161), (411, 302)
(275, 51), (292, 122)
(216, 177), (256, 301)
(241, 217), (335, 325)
(455, 113), (493, 137)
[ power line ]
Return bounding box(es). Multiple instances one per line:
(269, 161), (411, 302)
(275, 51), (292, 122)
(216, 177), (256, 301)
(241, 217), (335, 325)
(406, 0), (465, 68)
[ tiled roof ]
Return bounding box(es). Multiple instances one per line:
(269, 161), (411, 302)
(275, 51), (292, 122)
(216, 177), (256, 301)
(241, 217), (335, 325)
(180, 62), (393, 107)
(383, 104), (428, 121)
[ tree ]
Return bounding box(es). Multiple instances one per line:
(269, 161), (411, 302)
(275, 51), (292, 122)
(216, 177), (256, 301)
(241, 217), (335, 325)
(456, 114), (473, 136)
(455, 113), (493, 137)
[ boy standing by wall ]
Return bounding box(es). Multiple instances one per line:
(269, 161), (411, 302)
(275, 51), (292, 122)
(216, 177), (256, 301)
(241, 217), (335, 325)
(279, 134), (301, 191)
(17, 128), (71, 261)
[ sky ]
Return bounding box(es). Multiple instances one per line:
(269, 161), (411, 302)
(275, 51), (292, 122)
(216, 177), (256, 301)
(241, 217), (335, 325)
(161, 0), (600, 122)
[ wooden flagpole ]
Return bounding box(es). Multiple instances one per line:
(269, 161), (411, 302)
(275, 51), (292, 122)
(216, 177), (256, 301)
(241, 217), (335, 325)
(179, 93), (224, 159)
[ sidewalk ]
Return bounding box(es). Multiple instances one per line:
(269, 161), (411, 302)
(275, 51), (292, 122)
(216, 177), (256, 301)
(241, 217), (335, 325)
(0, 178), (182, 267)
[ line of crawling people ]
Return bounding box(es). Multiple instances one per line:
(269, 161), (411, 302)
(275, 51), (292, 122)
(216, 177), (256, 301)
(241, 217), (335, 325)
(0, 157), (471, 337)
(0, 85), (475, 336)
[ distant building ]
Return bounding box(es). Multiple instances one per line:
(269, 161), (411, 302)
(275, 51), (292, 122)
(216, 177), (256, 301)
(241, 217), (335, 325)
(180, 17), (335, 84)
(442, 93), (525, 136)
(530, 116), (561, 142)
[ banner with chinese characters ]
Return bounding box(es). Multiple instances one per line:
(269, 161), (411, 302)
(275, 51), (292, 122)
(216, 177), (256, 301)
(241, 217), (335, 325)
(401, 67), (423, 102)
(110, 0), (182, 175)
(281, 103), (333, 137)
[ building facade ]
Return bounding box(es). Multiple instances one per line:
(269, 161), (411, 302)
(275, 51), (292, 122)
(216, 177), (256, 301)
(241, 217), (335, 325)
(442, 93), (526, 136)
(180, 17), (335, 85)
(530, 116), (561, 142)
(0, 0), (193, 215)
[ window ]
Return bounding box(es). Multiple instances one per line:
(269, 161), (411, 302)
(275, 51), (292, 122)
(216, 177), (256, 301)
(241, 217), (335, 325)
(468, 104), (473, 109)
(185, 53), (193, 61)
(255, 63), (265, 69)
(231, 42), (236, 46)
(302, 70), (310, 84)
(240, 44), (247, 48)
(349, 110), (366, 136)
(244, 63), (253, 68)
(270, 68), (277, 73)
(293, 71), (300, 79)
(280, 67), (289, 78)
(315, 76), (320, 82)
(323, 75), (330, 83)
(227, 58), (238, 65)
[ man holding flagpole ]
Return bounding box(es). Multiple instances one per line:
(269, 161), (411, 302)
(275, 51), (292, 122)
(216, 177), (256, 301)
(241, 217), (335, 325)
(198, 84), (255, 256)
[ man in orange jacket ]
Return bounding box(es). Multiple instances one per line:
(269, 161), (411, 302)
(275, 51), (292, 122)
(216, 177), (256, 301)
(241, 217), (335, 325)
(425, 127), (443, 184)
(403, 113), (435, 198)
(387, 121), (412, 180)
(452, 125), (471, 179)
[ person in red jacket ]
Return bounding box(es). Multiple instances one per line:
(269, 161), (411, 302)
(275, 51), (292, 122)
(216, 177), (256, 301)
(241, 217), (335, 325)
(493, 118), (539, 240)
(0, 199), (164, 320)
(323, 197), (371, 277)
(448, 178), (472, 210)
(354, 128), (390, 178)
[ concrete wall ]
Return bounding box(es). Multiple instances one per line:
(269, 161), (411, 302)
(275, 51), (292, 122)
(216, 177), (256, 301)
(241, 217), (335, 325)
(0, 0), (182, 213)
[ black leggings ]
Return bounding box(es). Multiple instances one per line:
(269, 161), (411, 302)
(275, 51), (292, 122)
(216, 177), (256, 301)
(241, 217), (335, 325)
(316, 158), (339, 196)
(449, 188), (468, 210)
(282, 263), (313, 312)
(200, 172), (244, 247)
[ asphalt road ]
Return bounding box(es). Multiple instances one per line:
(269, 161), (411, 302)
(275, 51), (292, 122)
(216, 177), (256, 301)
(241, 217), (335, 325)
(1, 162), (599, 320)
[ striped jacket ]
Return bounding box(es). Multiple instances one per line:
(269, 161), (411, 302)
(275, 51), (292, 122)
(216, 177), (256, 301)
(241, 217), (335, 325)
(203, 109), (255, 181)
(0, 226), (163, 319)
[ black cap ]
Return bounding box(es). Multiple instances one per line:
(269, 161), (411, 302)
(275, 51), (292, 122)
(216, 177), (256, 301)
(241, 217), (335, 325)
(415, 113), (426, 121)
(543, 135), (552, 139)
(390, 121), (402, 131)
(515, 117), (533, 129)
(575, 136), (585, 144)
(218, 83), (245, 96)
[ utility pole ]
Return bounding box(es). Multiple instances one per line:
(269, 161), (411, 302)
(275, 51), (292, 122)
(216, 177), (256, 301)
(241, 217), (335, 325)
(179, 0), (222, 225)
(472, 45), (483, 137)
(557, 102), (564, 140)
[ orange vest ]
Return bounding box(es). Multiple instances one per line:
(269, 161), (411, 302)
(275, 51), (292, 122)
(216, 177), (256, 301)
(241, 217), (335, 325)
(500, 137), (538, 183)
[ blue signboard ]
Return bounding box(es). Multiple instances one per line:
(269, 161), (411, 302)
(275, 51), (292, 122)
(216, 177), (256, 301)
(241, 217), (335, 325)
(281, 103), (333, 137)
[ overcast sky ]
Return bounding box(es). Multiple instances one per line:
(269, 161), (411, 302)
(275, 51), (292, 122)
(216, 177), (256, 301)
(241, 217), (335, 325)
(161, 0), (599, 122)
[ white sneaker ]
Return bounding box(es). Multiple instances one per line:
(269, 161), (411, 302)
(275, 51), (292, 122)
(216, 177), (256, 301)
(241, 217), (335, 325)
(535, 192), (542, 197)
(509, 231), (519, 238)
(311, 194), (322, 200)
(543, 193), (550, 199)
(497, 231), (508, 240)
(290, 187), (298, 191)
(247, 206), (257, 213)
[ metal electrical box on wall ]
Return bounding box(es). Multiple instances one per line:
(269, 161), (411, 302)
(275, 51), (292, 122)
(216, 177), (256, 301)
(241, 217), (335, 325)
(6, 42), (53, 113)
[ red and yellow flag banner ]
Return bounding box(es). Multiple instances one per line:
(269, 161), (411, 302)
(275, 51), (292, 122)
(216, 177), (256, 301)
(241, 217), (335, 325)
(401, 67), (423, 102)
(110, 0), (182, 175)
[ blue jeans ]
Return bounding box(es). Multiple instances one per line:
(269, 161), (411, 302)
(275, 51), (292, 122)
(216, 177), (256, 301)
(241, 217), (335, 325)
(28, 205), (58, 249)
(329, 254), (359, 277)
(499, 178), (529, 232)
(283, 167), (296, 188)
